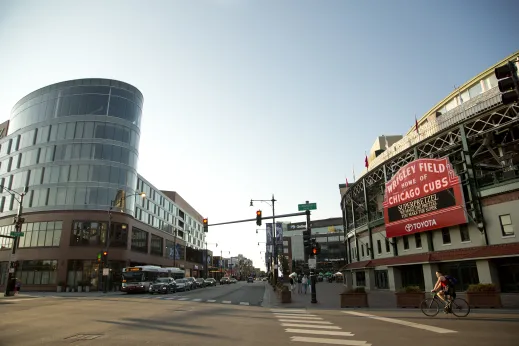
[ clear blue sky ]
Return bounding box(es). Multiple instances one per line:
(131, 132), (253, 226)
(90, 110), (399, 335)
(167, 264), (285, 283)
(0, 0), (517, 270)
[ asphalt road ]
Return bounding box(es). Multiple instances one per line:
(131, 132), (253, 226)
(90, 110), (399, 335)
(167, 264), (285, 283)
(1, 290), (517, 346)
(126, 280), (267, 306)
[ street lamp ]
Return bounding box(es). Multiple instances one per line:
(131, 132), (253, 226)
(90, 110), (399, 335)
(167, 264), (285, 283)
(103, 190), (146, 293)
(2, 186), (28, 297)
(250, 194), (278, 286)
(204, 242), (218, 278)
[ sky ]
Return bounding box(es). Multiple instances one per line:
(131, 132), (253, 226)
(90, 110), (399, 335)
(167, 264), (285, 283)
(0, 0), (517, 271)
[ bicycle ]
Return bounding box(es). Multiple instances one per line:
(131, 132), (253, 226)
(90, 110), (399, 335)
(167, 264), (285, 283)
(420, 292), (470, 317)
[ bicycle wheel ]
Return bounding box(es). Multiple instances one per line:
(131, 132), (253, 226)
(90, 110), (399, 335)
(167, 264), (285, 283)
(420, 298), (440, 317)
(451, 298), (470, 317)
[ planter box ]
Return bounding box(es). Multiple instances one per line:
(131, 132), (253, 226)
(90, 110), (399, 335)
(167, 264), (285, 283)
(57, 286), (62, 293)
(467, 292), (502, 308)
(340, 293), (368, 308)
(396, 292), (425, 308)
(280, 290), (291, 303)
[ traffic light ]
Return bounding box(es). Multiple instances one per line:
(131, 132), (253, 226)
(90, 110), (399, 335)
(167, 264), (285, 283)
(102, 251), (108, 264)
(495, 61), (519, 105)
(97, 252), (102, 263)
(203, 218), (208, 232)
(303, 227), (312, 258)
(311, 240), (321, 256)
(256, 210), (262, 226)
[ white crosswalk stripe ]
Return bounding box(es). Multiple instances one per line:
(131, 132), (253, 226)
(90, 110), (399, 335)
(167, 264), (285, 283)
(129, 295), (255, 306)
(271, 309), (372, 346)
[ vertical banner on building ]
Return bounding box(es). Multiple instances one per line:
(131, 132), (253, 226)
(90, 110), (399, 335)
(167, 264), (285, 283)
(383, 158), (468, 238)
(266, 223), (273, 268)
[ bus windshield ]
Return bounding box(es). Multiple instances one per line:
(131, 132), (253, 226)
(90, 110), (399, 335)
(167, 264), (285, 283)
(122, 272), (144, 283)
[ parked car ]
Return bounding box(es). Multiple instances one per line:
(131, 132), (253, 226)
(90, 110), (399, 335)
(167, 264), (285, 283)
(149, 278), (176, 294)
(185, 277), (197, 290)
(195, 278), (206, 288)
(220, 277), (230, 285)
(205, 278), (217, 287)
(230, 278), (237, 284)
(174, 278), (189, 292)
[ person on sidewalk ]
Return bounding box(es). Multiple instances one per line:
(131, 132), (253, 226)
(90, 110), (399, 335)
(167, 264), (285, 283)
(14, 278), (21, 295)
(302, 275), (308, 294)
(289, 276), (294, 292)
(297, 275), (303, 293)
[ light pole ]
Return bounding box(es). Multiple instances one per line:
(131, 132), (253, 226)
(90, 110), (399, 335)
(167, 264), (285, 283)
(2, 186), (28, 297)
(204, 242), (218, 278)
(250, 194), (277, 286)
(103, 190), (146, 293)
(220, 250), (230, 279)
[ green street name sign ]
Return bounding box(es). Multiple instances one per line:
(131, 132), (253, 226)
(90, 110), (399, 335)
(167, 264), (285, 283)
(298, 203), (317, 211)
(10, 232), (24, 237)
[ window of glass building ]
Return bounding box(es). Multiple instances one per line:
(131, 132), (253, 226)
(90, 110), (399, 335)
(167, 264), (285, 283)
(150, 234), (163, 256)
(131, 227), (148, 253)
(18, 260), (58, 285)
(70, 221), (108, 246)
(16, 221), (62, 248)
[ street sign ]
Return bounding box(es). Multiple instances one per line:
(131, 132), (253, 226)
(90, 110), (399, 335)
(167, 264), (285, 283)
(308, 258), (316, 269)
(10, 232), (24, 237)
(103, 268), (110, 276)
(298, 202), (317, 211)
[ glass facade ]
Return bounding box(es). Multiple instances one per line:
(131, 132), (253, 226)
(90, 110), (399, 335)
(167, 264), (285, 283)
(0, 78), (205, 269)
(1, 79), (142, 216)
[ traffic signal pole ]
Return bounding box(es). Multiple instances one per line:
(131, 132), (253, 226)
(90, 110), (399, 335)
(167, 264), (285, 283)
(4, 187), (27, 297)
(305, 206), (317, 304)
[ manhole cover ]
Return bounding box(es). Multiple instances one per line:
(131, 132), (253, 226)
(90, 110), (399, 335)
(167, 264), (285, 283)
(65, 334), (102, 341)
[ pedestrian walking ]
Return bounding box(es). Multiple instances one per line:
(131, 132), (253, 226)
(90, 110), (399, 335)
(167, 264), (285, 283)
(297, 275), (302, 293)
(302, 275), (308, 294)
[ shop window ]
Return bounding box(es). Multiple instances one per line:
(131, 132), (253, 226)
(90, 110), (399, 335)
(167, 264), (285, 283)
(401, 264), (425, 290)
(442, 228), (451, 244)
(18, 260), (58, 285)
(403, 235), (409, 250)
(460, 224), (470, 242)
(355, 271), (366, 286)
(499, 214), (514, 236)
(415, 233), (422, 248)
(497, 259), (519, 293)
(439, 261), (479, 291)
(375, 270), (389, 289)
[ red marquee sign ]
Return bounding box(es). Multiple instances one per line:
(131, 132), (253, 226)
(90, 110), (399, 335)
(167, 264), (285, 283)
(383, 158), (467, 238)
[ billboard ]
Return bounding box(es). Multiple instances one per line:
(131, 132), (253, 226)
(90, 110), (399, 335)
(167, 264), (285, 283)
(383, 158), (467, 238)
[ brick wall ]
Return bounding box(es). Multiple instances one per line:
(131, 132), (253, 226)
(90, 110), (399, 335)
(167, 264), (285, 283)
(481, 190), (519, 207)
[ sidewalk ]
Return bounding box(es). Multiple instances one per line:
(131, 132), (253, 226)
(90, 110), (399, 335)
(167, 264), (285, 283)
(261, 282), (519, 314)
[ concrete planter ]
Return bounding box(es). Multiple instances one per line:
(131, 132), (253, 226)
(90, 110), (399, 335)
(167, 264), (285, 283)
(340, 292), (368, 308)
(467, 292), (502, 308)
(57, 286), (62, 293)
(85, 286), (90, 293)
(396, 292), (425, 308)
(280, 290), (291, 303)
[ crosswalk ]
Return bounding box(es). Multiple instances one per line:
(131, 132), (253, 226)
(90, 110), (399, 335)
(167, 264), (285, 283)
(136, 295), (257, 306)
(271, 309), (372, 346)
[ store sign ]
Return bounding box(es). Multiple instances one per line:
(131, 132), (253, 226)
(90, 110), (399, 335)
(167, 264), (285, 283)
(288, 222), (307, 230)
(383, 158), (467, 238)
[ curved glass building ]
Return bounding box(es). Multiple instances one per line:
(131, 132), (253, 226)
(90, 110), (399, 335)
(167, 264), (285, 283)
(0, 79), (207, 291)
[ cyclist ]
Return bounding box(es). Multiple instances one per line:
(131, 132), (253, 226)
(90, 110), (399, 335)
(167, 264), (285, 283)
(431, 271), (455, 313)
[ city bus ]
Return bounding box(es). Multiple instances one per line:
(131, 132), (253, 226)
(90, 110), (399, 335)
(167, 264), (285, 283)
(162, 267), (186, 280)
(121, 265), (170, 293)
(121, 265), (185, 293)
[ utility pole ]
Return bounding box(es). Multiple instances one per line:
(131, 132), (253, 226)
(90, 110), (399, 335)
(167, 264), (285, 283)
(103, 201), (113, 293)
(304, 201), (317, 304)
(4, 186), (28, 297)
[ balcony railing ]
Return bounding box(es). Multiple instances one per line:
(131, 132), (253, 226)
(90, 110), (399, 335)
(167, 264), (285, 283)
(476, 167), (519, 188)
(361, 86), (502, 178)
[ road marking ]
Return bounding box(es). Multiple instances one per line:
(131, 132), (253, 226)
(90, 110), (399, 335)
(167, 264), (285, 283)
(285, 329), (354, 337)
(290, 336), (371, 345)
(274, 313), (318, 318)
(1, 298), (40, 302)
(240, 302), (250, 306)
(271, 309), (306, 313)
(342, 311), (457, 334)
(281, 323), (341, 330)
(207, 300), (216, 303)
(164, 297), (176, 300)
(279, 320), (332, 324)
(177, 298), (189, 301)
(222, 301), (232, 304)
(192, 299), (202, 302)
